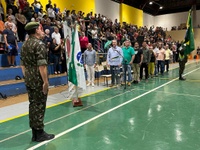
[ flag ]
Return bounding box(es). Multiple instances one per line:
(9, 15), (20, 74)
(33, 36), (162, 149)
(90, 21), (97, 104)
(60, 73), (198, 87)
(68, 27), (86, 90)
(184, 10), (195, 55)
(63, 21), (72, 62)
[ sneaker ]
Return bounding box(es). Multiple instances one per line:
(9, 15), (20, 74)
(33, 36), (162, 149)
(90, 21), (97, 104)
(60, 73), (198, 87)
(92, 83), (94, 87)
(87, 83), (91, 86)
(127, 82), (131, 86)
(121, 82), (125, 85)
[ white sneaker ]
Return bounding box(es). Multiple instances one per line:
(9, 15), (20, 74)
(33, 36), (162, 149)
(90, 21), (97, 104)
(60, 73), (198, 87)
(87, 83), (91, 86)
(92, 83), (94, 87)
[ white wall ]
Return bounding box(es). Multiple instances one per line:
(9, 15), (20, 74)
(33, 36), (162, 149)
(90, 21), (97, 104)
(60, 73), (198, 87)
(95, 0), (120, 22)
(154, 10), (200, 30)
(143, 13), (155, 28)
(154, 12), (188, 30)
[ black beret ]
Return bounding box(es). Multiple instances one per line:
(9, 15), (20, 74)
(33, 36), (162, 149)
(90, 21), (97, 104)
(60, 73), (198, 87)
(25, 22), (40, 31)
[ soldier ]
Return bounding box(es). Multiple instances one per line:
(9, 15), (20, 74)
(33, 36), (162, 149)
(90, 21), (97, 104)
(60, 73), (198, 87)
(178, 45), (187, 80)
(20, 22), (55, 142)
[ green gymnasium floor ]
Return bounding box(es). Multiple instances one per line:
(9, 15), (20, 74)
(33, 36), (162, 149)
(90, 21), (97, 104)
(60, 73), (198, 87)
(0, 62), (200, 150)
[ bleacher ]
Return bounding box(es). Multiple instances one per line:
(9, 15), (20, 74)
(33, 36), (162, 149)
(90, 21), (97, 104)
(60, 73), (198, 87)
(0, 42), (68, 98)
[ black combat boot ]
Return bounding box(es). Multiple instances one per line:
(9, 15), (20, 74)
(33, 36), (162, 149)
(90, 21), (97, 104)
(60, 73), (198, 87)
(31, 128), (36, 141)
(34, 129), (55, 142)
(179, 75), (186, 80)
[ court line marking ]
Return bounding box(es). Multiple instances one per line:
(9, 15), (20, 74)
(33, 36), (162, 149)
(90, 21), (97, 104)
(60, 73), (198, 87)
(0, 60), (197, 123)
(27, 67), (200, 150)
(0, 62), (198, 143)
(0, 88), (134, 143)
(0, 88), (110, 123)
(136, 88), (200, 98)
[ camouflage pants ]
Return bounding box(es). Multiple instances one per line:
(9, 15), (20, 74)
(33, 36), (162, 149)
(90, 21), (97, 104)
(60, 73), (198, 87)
(26, 86), (48, 130)
(179, 61), (186, 76)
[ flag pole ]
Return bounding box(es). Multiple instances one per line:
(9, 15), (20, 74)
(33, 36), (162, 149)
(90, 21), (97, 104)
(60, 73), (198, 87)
(71, 23), (83, 107)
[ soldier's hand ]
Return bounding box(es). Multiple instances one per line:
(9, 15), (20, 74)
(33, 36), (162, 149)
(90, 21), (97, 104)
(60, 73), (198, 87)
(43, 82), (49, 95)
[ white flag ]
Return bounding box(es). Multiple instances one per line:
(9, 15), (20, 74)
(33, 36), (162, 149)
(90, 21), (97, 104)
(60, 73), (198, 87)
(68, 27), (86, 90)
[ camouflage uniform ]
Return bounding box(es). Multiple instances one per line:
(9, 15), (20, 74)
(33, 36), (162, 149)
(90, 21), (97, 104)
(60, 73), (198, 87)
(21, 36), (48, 130)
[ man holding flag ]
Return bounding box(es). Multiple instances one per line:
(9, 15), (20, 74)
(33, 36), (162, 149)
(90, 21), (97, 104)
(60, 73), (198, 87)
(179, 9), (195, 80)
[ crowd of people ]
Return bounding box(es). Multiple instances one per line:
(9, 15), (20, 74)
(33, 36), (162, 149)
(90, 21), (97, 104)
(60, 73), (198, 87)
(0, 0), (192, 79)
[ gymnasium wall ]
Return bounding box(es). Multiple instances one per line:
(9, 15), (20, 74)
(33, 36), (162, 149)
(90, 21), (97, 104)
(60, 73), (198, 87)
(143, 13), (155, 28)
(120, 4), (143, 27)
(95, 0), (120, 22)
(143, 10), (200, 31)
(166, 29), (200, 55)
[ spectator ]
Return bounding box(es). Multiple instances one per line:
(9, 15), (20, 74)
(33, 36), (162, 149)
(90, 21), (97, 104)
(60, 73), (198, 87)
(79, 32), (89, 53)
(121, 39), (135, 86)
(164, 44), (172, 72)
(49, 38), (61, 74)
(3, 23), (18, 67)
(15, 8), (27, 41)
(31, 0), (43, 13)
(157, 42), (166, 75)
(84, 43), (96, 87)
(133, 42), (143, 84)
(107, 40), (123, 87)
(0, 1), (5, 21)
(148, 45), (156, 78)
(51, 26), (61, 45)
(140, 41), (150, 81)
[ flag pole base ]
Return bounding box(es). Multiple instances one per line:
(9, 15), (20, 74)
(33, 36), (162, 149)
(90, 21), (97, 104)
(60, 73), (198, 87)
(72, 98), (83, 107)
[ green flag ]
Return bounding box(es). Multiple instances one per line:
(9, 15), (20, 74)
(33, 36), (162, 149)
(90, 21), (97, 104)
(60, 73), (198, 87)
(68, 30), (78, 86)
(184, 10), (195, 55)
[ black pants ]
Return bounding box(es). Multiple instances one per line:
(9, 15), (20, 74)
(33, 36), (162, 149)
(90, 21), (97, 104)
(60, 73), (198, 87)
(179, 61), (186, 77)
(140, 63), (148, 80)
(110, 65), (120, 85)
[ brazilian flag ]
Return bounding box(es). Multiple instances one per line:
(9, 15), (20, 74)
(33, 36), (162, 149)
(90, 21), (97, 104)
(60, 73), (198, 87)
(184, 10), (195, 55)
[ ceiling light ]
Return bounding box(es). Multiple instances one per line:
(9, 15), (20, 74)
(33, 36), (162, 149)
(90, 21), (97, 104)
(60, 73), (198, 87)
(149, 1), (153, 5)
(159, 6), (163, 9)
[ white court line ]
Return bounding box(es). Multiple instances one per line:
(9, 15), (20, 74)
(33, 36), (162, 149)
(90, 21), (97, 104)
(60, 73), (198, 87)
(27, 67), (200, 150)
(0, 89), (134, 143)
(0, 63), (198, 144)
(136, 89), (200, 98)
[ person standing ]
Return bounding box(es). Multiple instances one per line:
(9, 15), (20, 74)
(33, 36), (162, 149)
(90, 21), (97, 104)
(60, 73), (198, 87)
(122, 40), (135, 86)
(49, 38), (62, 74)
(178, 45), (187, 80)
(79, 32), (89, 53)
(148, 45), (156, 78)
(107, 40), (123, 87)
(84, 43), (96, 87)
(3, 22), (18, 67)
(164, 44), (172, 72)
(140, 41), (150, 81)
(157, 43), (166, 75)
(21, 22), (55, 142)
(132, 42), (143, 84)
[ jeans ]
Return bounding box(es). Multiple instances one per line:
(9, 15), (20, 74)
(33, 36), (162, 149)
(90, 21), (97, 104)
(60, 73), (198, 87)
(53, 54), (61, 73)
(157, 60), (165, 75)
(122, 64), (132, 82)
(110, 65), (120, 85)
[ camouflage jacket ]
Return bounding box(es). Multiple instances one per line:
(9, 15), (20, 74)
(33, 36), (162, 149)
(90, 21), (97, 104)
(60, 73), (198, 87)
(21, 36), (48, 88)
